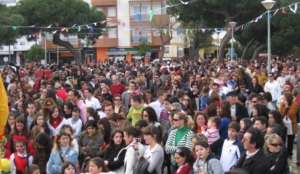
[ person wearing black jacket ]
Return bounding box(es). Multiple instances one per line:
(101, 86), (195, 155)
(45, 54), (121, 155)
(235, 127), (270, 174)
(250, 76), (264, 94)
(103, 129), (127, 172)
(226, 91), (249, 122)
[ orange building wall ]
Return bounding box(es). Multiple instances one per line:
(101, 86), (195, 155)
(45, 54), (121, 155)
(96, 48), (109, 61)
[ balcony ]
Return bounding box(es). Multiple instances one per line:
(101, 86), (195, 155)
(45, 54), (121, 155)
(131, 36), (151, 43)
(91, 0), (116, 5)
(130, 14), (150, 21)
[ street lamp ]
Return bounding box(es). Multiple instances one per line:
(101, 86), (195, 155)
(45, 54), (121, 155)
(262, 0), (276, 73)
(216, 30), (221, 59)
(229, 21), (237, 61)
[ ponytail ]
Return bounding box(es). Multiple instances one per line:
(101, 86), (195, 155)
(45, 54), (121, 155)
(124, 126), (142, 138)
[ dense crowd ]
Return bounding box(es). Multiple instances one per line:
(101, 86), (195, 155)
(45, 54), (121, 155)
(0, 57), (299, 174)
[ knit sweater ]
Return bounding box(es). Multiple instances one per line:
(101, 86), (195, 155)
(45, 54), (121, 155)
(165, 128), (194, 165)
(110, 83), (126, 96)
(202, 126), (220, 145)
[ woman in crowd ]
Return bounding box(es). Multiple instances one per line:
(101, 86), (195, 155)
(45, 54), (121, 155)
(103, 129), (127, 173)
(219, 100), (232, 139)
(133, 125), (164, 174)
(174, 146), (194, 174)
(268, 110), (287, 143)
(82, 157), (115, 174)
(42, 98), (58, 120)
(28, 125), (44, 157)
(101, 85), (113, 102)
(182, 95), (195, 116)
(86, 107), (100, 122)
(61, 124), (79, 153)
(10, 116), (27, 153)
(264, 134), (288, 174)
(112, 94), (128, 116)
(47, 105), (68, 139)
(186, 82), (200, 111)
(206, 103), (219, 117)
(279, 92), (298, 158)
(123, 126), (145, 174)
(165, 111), (194, 174)
(47, 130), (78, 174)
(63, 102), (75, 119)
(30, 112), (50, 135)
(192, 112), (208, 134)
(142, 107), (160, 127)
(251, 104), (270, 121)
(250, 76), (264, 94)
(77, 120), (104, 166)
(4, 112), (16, 136)
(33, 132), (53, 174)
(107, 113), (132, 131)
(171, 80), (181, 96)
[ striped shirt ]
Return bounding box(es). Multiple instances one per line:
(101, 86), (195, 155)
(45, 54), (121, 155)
(202, 127), (220, 144)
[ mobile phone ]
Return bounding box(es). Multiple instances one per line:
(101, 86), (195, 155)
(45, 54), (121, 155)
(135, 138), (141, 143)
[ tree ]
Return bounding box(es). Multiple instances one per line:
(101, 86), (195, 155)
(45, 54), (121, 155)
(138, 42), (151, 56)
(26, 44), (45, 62)
(0, 4), (24, 46)
(167, 0), (268, 62)
(151, 14), (172, 62)
(16, 0), (106, 65)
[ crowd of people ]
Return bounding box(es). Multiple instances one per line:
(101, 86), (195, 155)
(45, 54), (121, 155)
(0, 57), (299, 174)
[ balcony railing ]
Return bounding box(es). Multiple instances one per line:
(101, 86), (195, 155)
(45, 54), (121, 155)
(131, 36), (152, 42)
(130, 14), (150, 21)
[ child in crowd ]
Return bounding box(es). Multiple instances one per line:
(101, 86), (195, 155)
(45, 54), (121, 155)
(28, 164), (40, 174)
(191, 134), (208, 159)
(81, 157), (116, 174)
(237, 118), (252, 141)
(61, 162), (76, 174)
(10, 117), (27, 153)
(200, 87), (209, 111)
(10, 140), (33, 174)
(30, 112), (50, 135)
(220, 122), (244, 172)
(67, 107), (83, 138)
(193, 140), (224, 174)
(201, 117), (220, 145)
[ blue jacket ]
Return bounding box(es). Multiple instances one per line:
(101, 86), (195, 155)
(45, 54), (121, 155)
(47, 146), (79, 174)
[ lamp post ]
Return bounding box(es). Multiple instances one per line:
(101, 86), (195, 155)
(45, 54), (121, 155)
(216, 30), (221, 59)
(262, 0), (276, 73)
(229, 21), (237, 61)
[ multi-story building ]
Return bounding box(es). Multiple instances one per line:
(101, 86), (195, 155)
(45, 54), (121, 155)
(91, 0), (171, 62)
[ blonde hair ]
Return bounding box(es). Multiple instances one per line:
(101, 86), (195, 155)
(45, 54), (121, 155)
(264, 133), (282, 149)
(186, 116), (194, 129)
(53, 130), (74, 152)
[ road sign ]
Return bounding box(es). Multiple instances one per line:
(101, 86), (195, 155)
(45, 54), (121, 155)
(3, 57), (8, 62)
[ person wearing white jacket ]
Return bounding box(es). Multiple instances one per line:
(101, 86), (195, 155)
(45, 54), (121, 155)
(123, 126), (145, 174)
(264, 73), (282, 108)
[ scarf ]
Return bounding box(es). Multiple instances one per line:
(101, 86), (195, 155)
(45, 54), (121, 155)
(264, 148), (280, 165)
(71, 117), (80, 124)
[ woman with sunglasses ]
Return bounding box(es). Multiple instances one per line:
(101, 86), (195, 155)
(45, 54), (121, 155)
(182, 95), (194, 117)
(113, 94), (127, 116)
(264, 134), (288, 174)
(165, 111), (194, 174)
(174, 147), (194, 174)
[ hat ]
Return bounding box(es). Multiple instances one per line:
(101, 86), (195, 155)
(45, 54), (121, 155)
(86, 120), (98, 130)
(226, 91), (237, 97)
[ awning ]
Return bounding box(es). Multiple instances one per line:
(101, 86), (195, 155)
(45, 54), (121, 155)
(105, 51), (138, 55)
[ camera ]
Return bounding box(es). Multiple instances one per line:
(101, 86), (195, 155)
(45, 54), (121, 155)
(135, 138), (141, 143)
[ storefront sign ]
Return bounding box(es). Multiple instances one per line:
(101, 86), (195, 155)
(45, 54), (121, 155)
(0, 51), (13, 55)
(108, 48), (138, 52)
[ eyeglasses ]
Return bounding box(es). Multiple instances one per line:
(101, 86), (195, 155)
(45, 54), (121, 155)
(143, 114), (149, 117)
(184, 98), (189, 101)
(173, 118), (182, 122)
(270, 143), (282, 147)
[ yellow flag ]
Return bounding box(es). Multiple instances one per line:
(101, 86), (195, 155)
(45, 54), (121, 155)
(0, 73), (9, 172)
(66, 29), (69, 32)
(164, 30), (167, 35)
(186, 29), (188, 34)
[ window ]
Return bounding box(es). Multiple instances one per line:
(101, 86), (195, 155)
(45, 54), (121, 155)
(68, 35), (78, 44)
(107, 7), (116, 17)
(85, 50), (94, 55)
(164, 47), (169, 54)
(131, 5), (149, 20)
(177, 47), (184, 57)
(108, 29), (117, 38)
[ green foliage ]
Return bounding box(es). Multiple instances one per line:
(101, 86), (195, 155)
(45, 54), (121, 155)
(0, 4), (25, 45)
(26, 44), (45, 61)
(138, 42), (151, 56)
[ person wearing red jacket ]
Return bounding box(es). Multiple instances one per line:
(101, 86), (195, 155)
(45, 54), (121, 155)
(174, 147), (194, 174)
